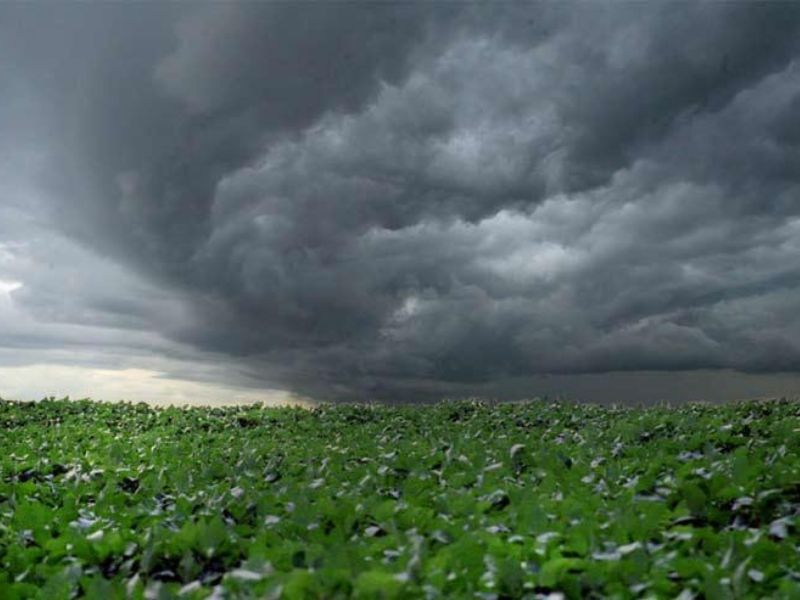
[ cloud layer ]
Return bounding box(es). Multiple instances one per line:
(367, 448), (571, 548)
(2, 2), (800, 401)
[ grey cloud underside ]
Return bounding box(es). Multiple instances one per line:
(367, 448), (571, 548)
(4, 2), (800, 400)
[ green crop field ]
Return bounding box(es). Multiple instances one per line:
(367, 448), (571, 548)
(1, 398), (799, 599)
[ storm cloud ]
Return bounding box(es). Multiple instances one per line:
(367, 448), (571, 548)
(2, 2), (800, 402)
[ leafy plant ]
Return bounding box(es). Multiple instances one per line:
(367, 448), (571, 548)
(1, 397), (799, 598)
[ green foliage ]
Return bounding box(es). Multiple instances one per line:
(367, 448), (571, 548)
(1, 397), (799, 598)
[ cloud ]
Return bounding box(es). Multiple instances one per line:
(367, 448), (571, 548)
(1, 2), (800, 401)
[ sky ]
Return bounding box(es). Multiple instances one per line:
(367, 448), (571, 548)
(2, 2), (800, 406)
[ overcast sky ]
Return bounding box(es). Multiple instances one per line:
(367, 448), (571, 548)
(2, 2), (800, 405)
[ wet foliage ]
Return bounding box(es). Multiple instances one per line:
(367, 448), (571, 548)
(1, 398), (799, 599)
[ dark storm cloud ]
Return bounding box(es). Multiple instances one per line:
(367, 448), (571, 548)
(3, 1), (800, 401)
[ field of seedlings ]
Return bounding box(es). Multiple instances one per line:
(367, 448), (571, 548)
(1, 398), (799, 599)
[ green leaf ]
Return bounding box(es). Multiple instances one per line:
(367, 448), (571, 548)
(539, 558), (586, 588)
